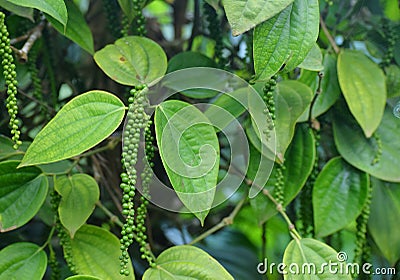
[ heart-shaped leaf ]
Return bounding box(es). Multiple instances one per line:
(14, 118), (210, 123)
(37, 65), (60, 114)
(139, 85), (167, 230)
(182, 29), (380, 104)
(94, 36), (167, 86)
(0, 161), (48, 232)
(69, 225), (135, 279)
(20, 91), (125, 167)
(337, 50), (386, 137)
(313, 157), (369, 237)
(0, 242), (47, 279)
(223, 0), (294, 36)
(143, 245), (233, 280)
(55, 174), (100, 238)
(155, 100), (219, 225)
(253, 0), (319, 81)
(283, 238), (352, 279)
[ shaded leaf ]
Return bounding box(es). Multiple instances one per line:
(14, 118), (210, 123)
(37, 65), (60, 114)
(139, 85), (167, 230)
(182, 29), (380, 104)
(0, 161), (48, 232)
(94, 36), (167, 86)
(154, 100), (219, 224)
(0, 0), (33, 20)
(0, 242), (47, 279)
(55, 174), (100, 238)
(313, 157), (369, 237)
(337, 50), (386, 137)
(20, 91), (125, 167)
(333, 103), (400, 182)
(368, 177), (400, 266)
(46, 1), (94, 54)
(143, 245), (234, 280)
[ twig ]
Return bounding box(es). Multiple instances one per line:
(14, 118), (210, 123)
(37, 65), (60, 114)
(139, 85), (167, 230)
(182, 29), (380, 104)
(17, 88), (56, 114)
(96, 200), (124, 227)
(13, 21), (45, 62)
(308, 71), (324, 128)
(320, 16), (340, 54)
(188, 197), (246, 245)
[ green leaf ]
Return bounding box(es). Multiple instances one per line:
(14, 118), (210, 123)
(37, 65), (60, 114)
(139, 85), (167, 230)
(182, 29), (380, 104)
(381, 0), (400, 21)
(0, 242), (47, 279)
(46, 1), (94, 54)
(223, 0), (294, 36)
(20, 91), (125, 167)
(250, 124), (315, 224)
(66, 276), (102, 280)
(253, 0), (319, 81)
(70, 225), (135, 279)
(368, 177), (400, 266)
(55, 174), (100, 238)
(94, 36), (167, 86)
(205, 88), (247, 130)
(0, 0), (33, 20)
(251, 81), (313, 161)
(313, 157), (369, 237)
(298, 43), (324, 72)
(154, 100), (219, 224)
(166, 52), (218, 98)
(298, 53), (341, 121)
(333, 103), (400, 182)
(337, 50), (386, 137)
(283, 238), (352, 279)
(143, 245), (234, 280)
(6, 0), (67, 27)
(0, 161), (48, 232)
(386, 64), (400, 98)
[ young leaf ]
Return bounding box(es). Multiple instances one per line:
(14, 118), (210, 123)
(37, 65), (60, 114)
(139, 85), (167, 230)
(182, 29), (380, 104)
(337, 50), (386, 137)
(283, 238), (352, 279)
(250, 124), (315, 224)
(155, 100), (219, 225)
(253, 0), (319, 81)
(46, 1), (94, 54)
(223, 0), (294, 36)
(55, 174), (100, 238)
(0, 242), (47, 279)
(94, 36), (167, 86)
(69, 225), (135, 279)
(368, 177), (400, 266)
(298, 43), (324, 72)
(313, 157), (369, 237)
(20, 91), (125, 167)
(66, 276), (102, 280)
(143, 245), (234, 280)
(0, 161), (48, 232)
(333, 104), (400, 182)
(6, 0), (67, 27)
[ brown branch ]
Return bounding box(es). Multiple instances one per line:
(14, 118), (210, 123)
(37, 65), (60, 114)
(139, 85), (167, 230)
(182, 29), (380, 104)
(320, 16), (339, 54)
(13, 21), (45, 62)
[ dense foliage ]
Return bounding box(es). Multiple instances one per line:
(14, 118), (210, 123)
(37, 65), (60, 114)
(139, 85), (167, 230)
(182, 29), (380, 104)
(0, 0), (399, 279)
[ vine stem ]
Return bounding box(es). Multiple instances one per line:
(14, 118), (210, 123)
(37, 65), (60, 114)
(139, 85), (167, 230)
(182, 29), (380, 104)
(308, 71), (324, 128)
(320, 16), (340, 54)
(12, 21), (45, 62)
(221, 158), (302, 241)
(95, 200), (157, 262)
(188, 197), (246, 245)
(39, 226), (56, 251)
